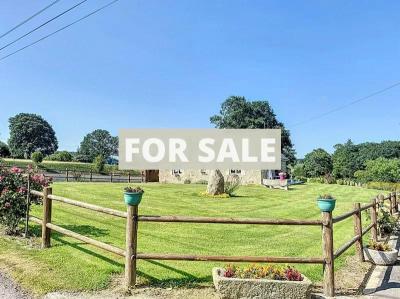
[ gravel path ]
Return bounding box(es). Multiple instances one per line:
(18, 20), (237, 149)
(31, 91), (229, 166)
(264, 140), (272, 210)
(0, 271), (31, 299)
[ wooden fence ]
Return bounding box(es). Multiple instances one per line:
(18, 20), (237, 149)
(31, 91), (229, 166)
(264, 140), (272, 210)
(28, 187), (399, 296)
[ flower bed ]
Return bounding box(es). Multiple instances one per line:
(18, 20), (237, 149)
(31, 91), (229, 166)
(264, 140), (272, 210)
(213, 264), (312, 299)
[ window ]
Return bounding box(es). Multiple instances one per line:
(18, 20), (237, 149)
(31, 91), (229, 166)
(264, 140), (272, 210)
(230, 169), (242, 175)
(172, 169), (183, 175)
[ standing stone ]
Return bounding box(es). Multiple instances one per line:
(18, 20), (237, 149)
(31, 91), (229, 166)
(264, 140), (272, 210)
(207, 169), (225, 195)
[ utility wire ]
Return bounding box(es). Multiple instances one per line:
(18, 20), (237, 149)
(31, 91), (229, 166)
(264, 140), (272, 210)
(0, 0), (119, 62)
(0, 0), (88, 52)
(0, 0), (61, 39)
(290, 81), (400, 127)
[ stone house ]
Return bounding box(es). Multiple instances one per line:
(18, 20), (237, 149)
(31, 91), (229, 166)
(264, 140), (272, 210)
(158, 155), (288, 185)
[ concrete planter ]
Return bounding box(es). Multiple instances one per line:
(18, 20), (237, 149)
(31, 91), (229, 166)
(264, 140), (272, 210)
(212, 267), (312, 299)
(364, 247), (398, 265)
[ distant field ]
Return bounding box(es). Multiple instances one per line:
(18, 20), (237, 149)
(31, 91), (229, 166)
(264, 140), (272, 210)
(0, 183), (382, 295)
(1, 158), (140, 175)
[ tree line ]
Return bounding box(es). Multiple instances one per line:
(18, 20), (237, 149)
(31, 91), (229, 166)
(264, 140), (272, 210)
(295, 140), (400, 183)
(0, 113), (118, 164)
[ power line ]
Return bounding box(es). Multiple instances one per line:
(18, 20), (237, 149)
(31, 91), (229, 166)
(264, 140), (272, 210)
(0, 0), (119, 62)
(0, 0), (89, 52)
(0, 0), (61, 39)
(290, 81), (400, 127)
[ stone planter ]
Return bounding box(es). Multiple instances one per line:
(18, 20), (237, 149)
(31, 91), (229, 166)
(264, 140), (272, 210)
(363, 247), (398, 266)
(212, 267), (312, 299)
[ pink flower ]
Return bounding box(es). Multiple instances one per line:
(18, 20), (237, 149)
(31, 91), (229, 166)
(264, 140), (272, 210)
(17, 187), (27, 194)
(10, 166), (22, 174)
(1, 188), (9, 196)
(0, 176), (4, 182)
(4, 202), (11, 209)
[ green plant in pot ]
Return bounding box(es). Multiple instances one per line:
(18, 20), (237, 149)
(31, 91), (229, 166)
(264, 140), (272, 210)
(124, 186), (144, 206)
(317, 194), (336, 212)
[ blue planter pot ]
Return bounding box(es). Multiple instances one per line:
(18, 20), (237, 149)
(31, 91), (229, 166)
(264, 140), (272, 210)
(124, 192), (143, 206)
(317, 198), (336, 212)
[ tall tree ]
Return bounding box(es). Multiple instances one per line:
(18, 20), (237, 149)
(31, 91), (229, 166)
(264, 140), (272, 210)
(78, 129), (118, 162)
(8, 113), (58, 158)
(303, 148), (332, 177)
(210, 96), (296, 164)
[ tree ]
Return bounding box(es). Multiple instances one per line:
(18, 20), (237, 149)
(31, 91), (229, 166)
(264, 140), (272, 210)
(210, 96), (296, 164)
(31, 151), (44, 164)
(303, 148), (332, 177)
(292, 163), (306, 178)
(354, 158), (400, 183)
(8, 113), (58, 158)
(78, 129), (118, 162)
(0, 141), (10, 158)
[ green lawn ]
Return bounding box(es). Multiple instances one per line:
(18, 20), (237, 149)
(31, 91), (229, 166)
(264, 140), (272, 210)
(0, 183), (384, 295)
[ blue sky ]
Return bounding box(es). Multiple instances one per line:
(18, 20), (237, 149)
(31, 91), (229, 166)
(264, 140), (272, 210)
(0, 0), (399, 158)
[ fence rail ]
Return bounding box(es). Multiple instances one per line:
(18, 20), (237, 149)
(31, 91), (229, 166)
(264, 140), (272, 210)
(28, 187), (399, 297)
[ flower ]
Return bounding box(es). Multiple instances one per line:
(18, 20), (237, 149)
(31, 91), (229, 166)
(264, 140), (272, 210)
(10, 166), (22, 174)
(4, 202), (11, 209)
(0, 176), (4, 182)
(17, 187), (27, 194)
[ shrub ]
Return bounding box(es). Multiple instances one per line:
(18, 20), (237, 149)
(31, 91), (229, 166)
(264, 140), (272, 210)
(223, 264), (303, 281)
(292, 163), (306, 178)
(45, 151), (73, 162)
(377, 204), (397, 237)
(323, 173), (336, 184)
(355, 158), (400, 183)
(31, 151), (43, 164)
(183, 179), (191, 184)
(0, 142), (10, 158)
(93, 155), (105, 173)
(224, 174), (241, 196)
(307, 177), (324, 184)
(365, 181), (400, 191)
(367, 240), (392, 251)
(0, 165), (51, 234)
(303, 148), (332, 177)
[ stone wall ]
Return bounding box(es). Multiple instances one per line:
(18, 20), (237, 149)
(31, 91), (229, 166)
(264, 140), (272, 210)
(159, 169), (263, 185)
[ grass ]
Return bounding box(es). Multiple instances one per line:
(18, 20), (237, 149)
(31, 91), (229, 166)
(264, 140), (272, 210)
(2, 158), (140, 175)
(0, 182), (384, 295)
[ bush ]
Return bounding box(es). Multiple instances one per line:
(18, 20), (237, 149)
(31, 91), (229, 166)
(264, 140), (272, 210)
(45, 151), (73, 162)
(31, 151), (43, 164)
(224, 174), (241, 196)
(0, 142), (10, 158)
(323, 173), (336, 184)
(355, 158), (400, 183)
(183, 179), (191, 184)
(93, 155), (105, 173)
(0, 165), (51, 234)
(292, 163), (306, 178)
(307, 177), (325, 184)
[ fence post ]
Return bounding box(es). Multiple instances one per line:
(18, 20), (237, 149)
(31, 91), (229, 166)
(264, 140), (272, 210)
(128, 172), (131, 183)
(388, 193), (393, 215)
(395, 191), (399, 213)
(90, 170), (93, 182)
(110, 172), (113, 183)
(125, 205), (138, 288)
(66, 168), (69, 182)
(371, 198), (378, 242)
(353, 202), (364, 262)
(322, 210), (334, 297)
(42, 187), (53, 248)
(391, 192), (396, 214)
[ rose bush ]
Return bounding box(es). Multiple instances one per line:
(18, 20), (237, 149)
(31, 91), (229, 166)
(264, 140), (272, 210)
(0, 165), (51, 234)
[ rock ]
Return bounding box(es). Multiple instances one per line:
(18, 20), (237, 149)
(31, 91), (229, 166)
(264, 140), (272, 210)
(207, 170), (225, 195)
